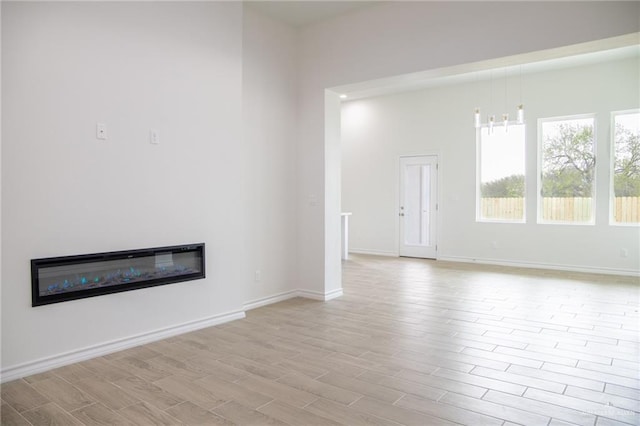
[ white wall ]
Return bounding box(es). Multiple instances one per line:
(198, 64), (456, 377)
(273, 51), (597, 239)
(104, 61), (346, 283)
(242, 7), (298, 305)
(297, 2), (640, 294)
(1, 2), (248, 371)
(342, 57), (640, 274)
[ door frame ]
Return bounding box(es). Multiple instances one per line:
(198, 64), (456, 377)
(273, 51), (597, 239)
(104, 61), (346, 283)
(397, 153), (441, 259)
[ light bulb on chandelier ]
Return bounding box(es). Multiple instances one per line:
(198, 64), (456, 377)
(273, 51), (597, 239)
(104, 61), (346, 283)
(517, 104), (524, 124)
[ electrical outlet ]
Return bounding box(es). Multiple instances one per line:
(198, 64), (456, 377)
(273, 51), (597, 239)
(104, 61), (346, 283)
(254, 270), (261, 282)
(490, 241), (498, 249)
(620, 248), (629, 258)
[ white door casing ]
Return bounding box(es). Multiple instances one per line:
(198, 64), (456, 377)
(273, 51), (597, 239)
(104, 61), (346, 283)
(399, 155), (438, 259)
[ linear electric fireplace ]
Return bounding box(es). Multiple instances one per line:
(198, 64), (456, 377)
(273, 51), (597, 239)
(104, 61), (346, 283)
(31, 243), (205, 306)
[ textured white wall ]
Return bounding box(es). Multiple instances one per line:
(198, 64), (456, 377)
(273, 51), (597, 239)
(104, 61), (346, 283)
(342, 57), (640, 274)
(1, 2), (245, 369)
(297, 2), (640, 294)
(242, 7), (298, 304)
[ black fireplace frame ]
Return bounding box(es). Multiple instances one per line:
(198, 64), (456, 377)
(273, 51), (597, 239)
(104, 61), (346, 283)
(31, 243), (205, 307)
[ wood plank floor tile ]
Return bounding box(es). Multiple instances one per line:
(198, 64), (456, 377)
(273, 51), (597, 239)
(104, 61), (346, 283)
(153, 374), (226, 410)
(276, 372), (362, 405)
(541, 362), (640, 389)
(523, 388), (640, 425)
(317, 371), (404, 403)
(494, 345), (579, 367)
(613, 358), (640, 372)
(471, 365), (567, 394)
(258, 400), (342, 426)
(112, 356), (173, 382)
(212, 400), (288, 425)
(113, 376), (183, 411)
(3, 254), (638, 426)
(304, 397), (399, 426)
(218, 355), (289, 380)
(165, 401), (233, 425)
(30, 377), (94, 412)
(433, 367), (527, 396)
(78, 357), (134, 383)
(350, 395), (458, 426)
(400, 347), (511, 372)
(0, 401), (31, 426)
(577, 360), (640, 381)
(183, 355), (251, 382)
(507, 364), (605, 391)
(289, 353), (366, 378)
(485, 389), (598, 425)
(565, 385), (640, 413)
(103, 346), (161, 362)
(195, 375), (273, 409)
(234, 374), (318, 408)
(50, 363), (96, 383)
(568, 342), (638, 363)
(21, 371), (56, 384)
(395, 393), (503, 426)
(1, 380), (49, 413)
(392, 369), (487, 399)
(74, 377), (139, 411)
(441, 390), (551, 425)
(70, 402), (135, 425)
(116, 401), (180, 425)
(21, 402), (85, 426)
(605, 383), (640, 401)
(461, 347), (544, 369)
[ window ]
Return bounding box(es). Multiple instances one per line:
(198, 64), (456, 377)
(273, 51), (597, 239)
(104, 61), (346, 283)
(477, 124), (526, 222)
(611, 110), (640, 224)
(539, 115), (595, 224)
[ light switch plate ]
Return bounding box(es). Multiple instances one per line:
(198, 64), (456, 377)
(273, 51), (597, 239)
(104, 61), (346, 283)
(96, 123), (107, 140)
(150, 130), (160, 145)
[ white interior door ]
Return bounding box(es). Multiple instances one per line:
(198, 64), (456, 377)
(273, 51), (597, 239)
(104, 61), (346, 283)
(399, 155), (438, 259)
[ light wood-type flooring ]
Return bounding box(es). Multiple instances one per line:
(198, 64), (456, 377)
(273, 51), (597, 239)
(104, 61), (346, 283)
(2, 254), (639, 425)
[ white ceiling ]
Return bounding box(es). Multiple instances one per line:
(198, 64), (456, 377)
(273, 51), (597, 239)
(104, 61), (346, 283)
(246, 1), (380, 27)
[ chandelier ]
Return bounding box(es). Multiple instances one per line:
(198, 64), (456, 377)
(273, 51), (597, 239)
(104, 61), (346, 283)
(474, 66), (524, 132)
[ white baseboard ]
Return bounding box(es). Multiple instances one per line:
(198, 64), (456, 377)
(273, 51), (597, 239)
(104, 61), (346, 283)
(243, 290), (298, 311)
(438, 255), (640, 277)
(244, 287), (344, 308)
(0, 310), (245, 384)
(348, 248), (397, 257)
(1, 285), (347, 383)
(297, 288), (344, 301)
(323, 288), (344, 301)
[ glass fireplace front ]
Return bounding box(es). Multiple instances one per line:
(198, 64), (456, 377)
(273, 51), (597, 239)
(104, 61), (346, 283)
(31, 243), (205, 306)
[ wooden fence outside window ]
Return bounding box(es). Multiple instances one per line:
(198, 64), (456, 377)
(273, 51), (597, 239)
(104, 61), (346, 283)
(480, 197), (640, 223)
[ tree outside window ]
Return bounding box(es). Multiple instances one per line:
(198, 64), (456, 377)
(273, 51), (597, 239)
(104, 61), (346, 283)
(539, 116), (595, 223)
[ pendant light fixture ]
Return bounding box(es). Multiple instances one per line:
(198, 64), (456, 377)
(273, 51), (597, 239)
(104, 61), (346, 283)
(474, 65), (525, 130)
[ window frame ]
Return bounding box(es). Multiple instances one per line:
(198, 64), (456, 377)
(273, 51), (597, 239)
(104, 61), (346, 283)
(537, 113), (597, 225)
(610, 109), (640, 227)
(476, 123), (526, 224)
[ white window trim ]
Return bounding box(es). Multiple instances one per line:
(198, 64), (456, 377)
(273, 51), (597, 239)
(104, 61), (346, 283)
(610, 109), (640, 227)
(537, 113), (597, 225)
(476, 123), (526, 224)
